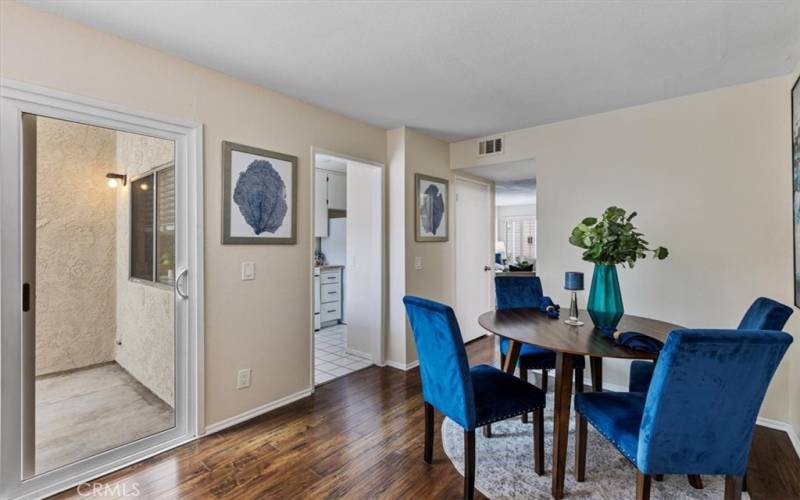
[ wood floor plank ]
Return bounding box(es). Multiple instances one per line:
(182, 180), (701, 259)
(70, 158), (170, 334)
(48, 336), (798, 500)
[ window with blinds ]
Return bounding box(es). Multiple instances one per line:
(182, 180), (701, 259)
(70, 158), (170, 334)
(130, 164), (175, 285)
(502, 215), (536, 261)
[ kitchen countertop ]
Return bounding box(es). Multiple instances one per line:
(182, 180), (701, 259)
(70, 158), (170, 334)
(316, 265), (345, 269)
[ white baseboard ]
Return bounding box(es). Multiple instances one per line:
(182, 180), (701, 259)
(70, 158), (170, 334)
(345, 347), (373, 361)
(385, 359), (419, 371)
(203, 387), (313, 435)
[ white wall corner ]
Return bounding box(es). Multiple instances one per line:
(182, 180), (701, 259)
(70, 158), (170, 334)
(384, 359), (420, 372)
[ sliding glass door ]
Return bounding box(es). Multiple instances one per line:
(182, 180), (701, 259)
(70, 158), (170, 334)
(1, 84), (200, 500)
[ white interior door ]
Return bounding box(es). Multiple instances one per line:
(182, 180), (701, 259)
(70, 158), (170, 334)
(344, 161), (384, 363)
(455, 178), (493, 343)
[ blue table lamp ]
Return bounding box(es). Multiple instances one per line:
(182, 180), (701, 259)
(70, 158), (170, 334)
(564, 271), (584, 326)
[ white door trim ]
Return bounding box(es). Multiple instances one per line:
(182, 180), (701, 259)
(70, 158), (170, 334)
(309, 147), (386, 390)
(0, 79), (204, 500)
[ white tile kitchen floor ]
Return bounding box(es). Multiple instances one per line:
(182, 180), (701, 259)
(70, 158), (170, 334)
(314, 324), (372, 385)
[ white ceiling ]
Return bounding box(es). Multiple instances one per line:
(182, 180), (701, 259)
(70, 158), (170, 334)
(462, 159), (536, 182)
(496, 180), (536, 207)
(24, 1), (800, 141)
(315, 154), (347, 173)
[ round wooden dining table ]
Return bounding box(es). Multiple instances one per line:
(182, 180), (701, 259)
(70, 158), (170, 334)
(478, 308), (683, 499)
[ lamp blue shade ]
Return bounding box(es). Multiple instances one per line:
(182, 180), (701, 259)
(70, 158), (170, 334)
(565, 271), (584, 291)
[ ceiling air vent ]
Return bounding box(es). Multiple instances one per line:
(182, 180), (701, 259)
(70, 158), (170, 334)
(477, 136), (504, 157)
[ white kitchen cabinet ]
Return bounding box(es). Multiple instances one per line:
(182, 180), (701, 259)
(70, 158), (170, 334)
(318, 267), (343, 326)
(327, 171), (347, 210)
(314, 170), (329, 237)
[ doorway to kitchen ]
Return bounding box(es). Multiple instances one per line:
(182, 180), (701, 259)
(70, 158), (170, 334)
(0, 81), (203, 500)
(310, 150), (384, 386)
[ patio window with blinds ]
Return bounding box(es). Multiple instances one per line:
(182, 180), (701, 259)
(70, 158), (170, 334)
(502, 215), (536, 261)
(130, 164), (175, 285)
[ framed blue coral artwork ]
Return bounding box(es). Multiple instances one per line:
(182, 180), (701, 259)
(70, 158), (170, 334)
(415, 173), (448, 242)
(222, 141), (297, 244)
(793, 75), (800, 305)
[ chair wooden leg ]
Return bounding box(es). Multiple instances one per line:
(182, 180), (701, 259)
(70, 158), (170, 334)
(483, 424), (492, 438)
(533, 407), (544, 475)
(575, 412), (587, 482)
(636, 472), (651, 500)
(724, 475), (743, 500)
(464, 430), (476, 500)
(742, 472), (748, 492)
(575, 367), (584, 393)
(688, 474), (704, 489)
(520, 369), (529, 423)
(424, 402), (434, 464)
(541, 369), (548, 393)
(654, 474), (664, 481)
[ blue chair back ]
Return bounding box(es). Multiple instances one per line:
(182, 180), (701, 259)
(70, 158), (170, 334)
(638, 329), (792, 475)
(495, 275), (544, 310)
(738, 296), (793, 330)
(403, 296), (476, 430)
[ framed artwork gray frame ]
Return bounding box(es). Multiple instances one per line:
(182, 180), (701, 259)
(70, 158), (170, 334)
(222, 141), (298, 244)
(414, 173), (449, 242)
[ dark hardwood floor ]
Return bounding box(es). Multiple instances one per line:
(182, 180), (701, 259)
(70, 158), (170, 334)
(50, 336), (800, 499)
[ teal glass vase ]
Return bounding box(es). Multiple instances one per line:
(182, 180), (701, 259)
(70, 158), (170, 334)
(587, 264), (624, 333)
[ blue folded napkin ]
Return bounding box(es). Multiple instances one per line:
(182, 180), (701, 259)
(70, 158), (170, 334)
(539, 296), (560, 319)
(614, 331), (664, 354)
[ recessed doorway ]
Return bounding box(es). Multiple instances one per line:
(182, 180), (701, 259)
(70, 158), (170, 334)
(310, 150), (384, 386)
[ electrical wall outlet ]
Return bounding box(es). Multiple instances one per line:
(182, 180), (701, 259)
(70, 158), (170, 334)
(237, 368), (251, 389)
(241, 262), (255, 281)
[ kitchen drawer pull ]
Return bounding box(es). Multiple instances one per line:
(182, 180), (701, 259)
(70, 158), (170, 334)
(327, 309), (336, 313)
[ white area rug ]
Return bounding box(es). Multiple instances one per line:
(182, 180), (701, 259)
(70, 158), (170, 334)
(441, 393), (749, 500)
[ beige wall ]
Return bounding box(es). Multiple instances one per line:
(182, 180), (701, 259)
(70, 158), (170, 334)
(0, 1), (386, 427)
(386, 127), (492, 366)
(114, 131), (176, 406)
(386, 128), (409, 365)
(35, 117), (117, 375)
(451, 75), (798, 427)
(385, 128), (454, 365)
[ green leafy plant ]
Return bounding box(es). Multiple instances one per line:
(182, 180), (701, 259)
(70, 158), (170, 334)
(569, 206), (668, 268)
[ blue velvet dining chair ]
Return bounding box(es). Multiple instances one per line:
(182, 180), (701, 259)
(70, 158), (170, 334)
(494, 276), (585, 423)
(403, 296), (547, 500)
(574, 328), (793, 500)
(627, 297), (792, 490)
(628, 297), (793, 393)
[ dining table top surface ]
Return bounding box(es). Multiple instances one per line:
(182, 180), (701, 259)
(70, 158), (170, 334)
(477, 308), (684, 359)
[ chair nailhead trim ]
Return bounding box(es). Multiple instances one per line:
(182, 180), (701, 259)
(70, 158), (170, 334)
(580, 413), (637, 465)
(477, 404), (546, 427)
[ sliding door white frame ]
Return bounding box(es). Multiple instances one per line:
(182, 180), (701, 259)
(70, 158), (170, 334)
(0, 79), (204, 500)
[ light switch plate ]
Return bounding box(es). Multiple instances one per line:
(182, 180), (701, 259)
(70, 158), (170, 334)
(241, 261), (255, 281)
(415, 256), (423, 270)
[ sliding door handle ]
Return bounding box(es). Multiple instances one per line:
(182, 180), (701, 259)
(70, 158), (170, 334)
(175, 269), (189, 299)
(22, 283), (31, 311)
